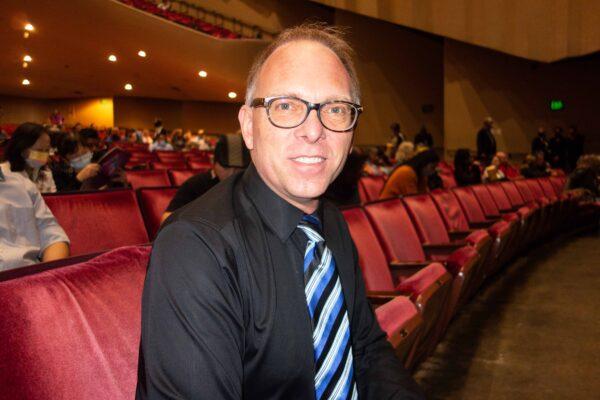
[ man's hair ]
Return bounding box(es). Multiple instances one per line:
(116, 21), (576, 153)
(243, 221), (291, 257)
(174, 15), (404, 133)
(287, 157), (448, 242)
(244, 22), (360, 105)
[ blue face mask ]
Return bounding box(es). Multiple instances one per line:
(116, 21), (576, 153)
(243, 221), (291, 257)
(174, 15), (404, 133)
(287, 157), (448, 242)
(70, 152), (93, 171)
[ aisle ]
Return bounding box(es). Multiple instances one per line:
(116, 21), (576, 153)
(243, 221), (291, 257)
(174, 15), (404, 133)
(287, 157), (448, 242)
(414, 230), (600, 399)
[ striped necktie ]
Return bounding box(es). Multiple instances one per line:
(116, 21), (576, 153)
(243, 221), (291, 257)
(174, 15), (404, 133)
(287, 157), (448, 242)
(298, 214), (358, 400)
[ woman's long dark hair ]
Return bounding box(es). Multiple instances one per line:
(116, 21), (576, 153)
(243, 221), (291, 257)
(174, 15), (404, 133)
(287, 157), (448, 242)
(3, 122), (48, 172)
(404, 149), (440, 179)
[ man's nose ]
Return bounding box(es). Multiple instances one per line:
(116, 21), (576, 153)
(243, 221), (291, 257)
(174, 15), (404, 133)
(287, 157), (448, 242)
(296, 109), (325, 143)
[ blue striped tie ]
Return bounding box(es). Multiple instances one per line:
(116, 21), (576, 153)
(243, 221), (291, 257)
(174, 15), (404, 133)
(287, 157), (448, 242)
(298, 215), (358, 400)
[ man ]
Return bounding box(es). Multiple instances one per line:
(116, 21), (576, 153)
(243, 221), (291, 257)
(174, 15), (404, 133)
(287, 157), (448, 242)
(160, 134), (250, 222)
(414, 125), (433, 149)
(386, 122), (404, 159)
(476, 116), (496, 165)
(137, 23), (424, 399)
(531, 126), (549, 159)
(548, 126), (566, 169)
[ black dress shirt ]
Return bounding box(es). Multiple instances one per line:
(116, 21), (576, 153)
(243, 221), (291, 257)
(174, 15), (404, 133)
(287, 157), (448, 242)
(166, 171), (219, 212)
(136, 164), (424, 399)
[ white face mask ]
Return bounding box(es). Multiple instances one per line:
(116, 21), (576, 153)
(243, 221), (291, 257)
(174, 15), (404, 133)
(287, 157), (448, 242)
(70, 152), (93, 171)
(25, 150), (49, 169)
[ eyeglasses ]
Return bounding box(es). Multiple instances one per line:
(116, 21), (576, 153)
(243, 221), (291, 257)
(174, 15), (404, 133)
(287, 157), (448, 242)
(250, 96), (363, 132)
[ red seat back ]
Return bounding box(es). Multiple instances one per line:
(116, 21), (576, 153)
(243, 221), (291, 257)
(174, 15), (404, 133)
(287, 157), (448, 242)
(125, 170), (171, 190)
(470, 185), (501, 217)
(0, 246), (151, 400)
(439, 172), (458, 189)
(549, 176), (565, 194)
(513, 180), (536, 203)
(430, 189), (471, 231)
(525, 179), (547, 201)
(486, 183), (513, 212)
(137, 187), (178, 239)
(151, 161), (188, 170)
(358, 176), (386, 203)
(187, 159), (212, 170)
(538, 178), (559, 198)
(500, 181), (525, 207)
(168, 169), (209, 187)
(364, 199), (426, 262)
(452, 186), (488, 224)
(44, 190), (149, 256)
(341, 207), (395, 291)
(402, 194), (451, 244)
(156, 151), (185, 163)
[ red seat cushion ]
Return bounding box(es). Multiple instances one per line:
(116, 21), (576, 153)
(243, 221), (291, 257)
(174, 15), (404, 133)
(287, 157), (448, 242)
(375, 295), (419, 336)
(396, 262), (447, 297)
(125, 170), (171, 190)
(0, 246), (151, 400)
(359, 176), (386, 203)
(341, 207), (395, 291)
(44, 190), (149, 256)
(137, 187), (179, 239)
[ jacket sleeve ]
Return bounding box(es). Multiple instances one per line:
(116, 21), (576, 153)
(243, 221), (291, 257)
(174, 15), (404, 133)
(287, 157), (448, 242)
(136, 220), (244, 400)
(349, 242), (426, 399)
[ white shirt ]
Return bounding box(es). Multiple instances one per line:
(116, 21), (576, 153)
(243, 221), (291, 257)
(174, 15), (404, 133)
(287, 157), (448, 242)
(0, 163), (69, 271)
(17, 166), (57, 193)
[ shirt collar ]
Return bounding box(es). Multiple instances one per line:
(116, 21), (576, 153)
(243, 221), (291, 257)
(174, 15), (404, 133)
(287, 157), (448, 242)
(242, 163), (321, 242)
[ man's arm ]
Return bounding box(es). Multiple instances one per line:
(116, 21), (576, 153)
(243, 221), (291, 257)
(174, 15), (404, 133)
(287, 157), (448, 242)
(136, 221), (244, 399)
(350, 243), (425, 400)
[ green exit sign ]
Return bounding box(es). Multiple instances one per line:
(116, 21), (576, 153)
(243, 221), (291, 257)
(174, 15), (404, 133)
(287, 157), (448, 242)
(550, 100), (564, 111)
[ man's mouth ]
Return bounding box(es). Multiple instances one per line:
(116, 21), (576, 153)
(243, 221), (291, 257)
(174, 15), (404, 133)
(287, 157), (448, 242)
(291, 156), (326, 165)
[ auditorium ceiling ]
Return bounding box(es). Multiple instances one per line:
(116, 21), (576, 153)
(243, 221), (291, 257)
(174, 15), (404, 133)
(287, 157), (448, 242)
(312, 0), (600, 63)
(0, 0), (269, 101)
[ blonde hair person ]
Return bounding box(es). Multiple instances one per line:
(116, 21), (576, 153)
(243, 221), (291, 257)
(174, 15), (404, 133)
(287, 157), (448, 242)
(394, 141), (415, 164)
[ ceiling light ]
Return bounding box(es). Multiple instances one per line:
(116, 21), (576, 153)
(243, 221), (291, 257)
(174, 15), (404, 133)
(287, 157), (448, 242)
(23, 55), (32, 62)
(23, 32), (30, 39)
(22, 79), (30, 86)
(228, 91), (237, 99)
(198, 70), (207, 78)
(137, 50), (147, 57)
(24, 23), (35, 32)
(108, 54), (117, 62)
(124, 83), (133, 91)
(22, 62), (29, 68)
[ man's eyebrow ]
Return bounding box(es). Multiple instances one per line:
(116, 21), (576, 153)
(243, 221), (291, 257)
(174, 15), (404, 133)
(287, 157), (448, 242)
(266, 93), (353, 102)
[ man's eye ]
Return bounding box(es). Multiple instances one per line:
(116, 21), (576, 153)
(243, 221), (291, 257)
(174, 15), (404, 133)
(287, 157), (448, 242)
(275, 102), (293, 111)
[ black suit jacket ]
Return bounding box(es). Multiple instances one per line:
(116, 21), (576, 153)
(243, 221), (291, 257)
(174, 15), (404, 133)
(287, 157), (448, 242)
(477, 127), (496, 160)
(136, 165), (424, 399)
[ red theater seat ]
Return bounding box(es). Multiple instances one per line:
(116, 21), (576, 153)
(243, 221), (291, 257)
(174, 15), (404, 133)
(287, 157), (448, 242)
(137, 187), (178, 239)
(43, 190), (149, 256)
(0, 245), (151, 400)
(358, 175), (385, 203)
(125, 169), (171, 190)
(168, 169), (210, 187)
(439, 171), (458, 189)
(156, 151), (185, 163)
(187, 159), (212, 170)
(151, 161), (188, 170)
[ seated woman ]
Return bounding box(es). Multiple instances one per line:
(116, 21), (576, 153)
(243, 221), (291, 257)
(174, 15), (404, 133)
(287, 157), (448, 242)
(51, 134), (102, 191)
(0, 162), (70, 271)
(380, 149), (439, 199)
(482, 155), (507, 183)
(496, 151), (521, 180)
(2, 122), (56, 193)
(454, 148), (482, 186)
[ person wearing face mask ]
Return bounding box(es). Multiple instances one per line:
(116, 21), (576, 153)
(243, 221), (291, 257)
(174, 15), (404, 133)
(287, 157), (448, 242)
(50, 134), (101, 191)
(2, 122), (57, 193)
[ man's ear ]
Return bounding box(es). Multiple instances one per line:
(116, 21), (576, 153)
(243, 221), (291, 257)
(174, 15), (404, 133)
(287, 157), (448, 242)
(238, 105), (254, 150)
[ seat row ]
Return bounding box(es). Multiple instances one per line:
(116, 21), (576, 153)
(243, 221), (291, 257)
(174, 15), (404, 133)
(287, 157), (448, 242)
(125, 168), (210, 189)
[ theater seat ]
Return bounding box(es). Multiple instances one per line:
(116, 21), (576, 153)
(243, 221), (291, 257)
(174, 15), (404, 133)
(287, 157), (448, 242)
(151, 161), (188, 170)
(156, 151), (185, 162)
(187, 159), (213, 170)
(501, 180), (543, 241)
(44, 190), (150, 256)
(342, 206), (452, 367)
(137, 187), (178, 239)
(125, 169), (171, 190)
(0, 245), (151, 400)
(168, 168), (210, 187)
(358, 175), (386, 203)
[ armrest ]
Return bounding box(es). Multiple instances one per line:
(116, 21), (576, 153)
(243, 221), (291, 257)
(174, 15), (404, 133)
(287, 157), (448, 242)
(367, 290), (408, 305)
(388, 261), (430, 280)
(469, 221), (496, 229)
(422, 242), (465, 258)
(448, 230), (474, 241)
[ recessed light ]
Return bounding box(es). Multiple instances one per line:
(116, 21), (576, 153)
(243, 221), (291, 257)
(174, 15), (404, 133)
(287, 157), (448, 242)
(228, 91), (237, 99)
(108, 54), (117, 62)
(22, 79), (30, 86)
(23, 55), (32, 62)
(22, 62), (29, 68)
(198, 70), (207, 78)
(24, 23), (34, 32)
(138, 50), (147, 57)
(124, 83), (133, 91)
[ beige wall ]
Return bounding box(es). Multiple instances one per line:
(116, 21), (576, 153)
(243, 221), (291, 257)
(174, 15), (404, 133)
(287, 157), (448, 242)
(0, 97), (114, 127)
(334, 10), (444, 148)
(444, 39), (600, 156)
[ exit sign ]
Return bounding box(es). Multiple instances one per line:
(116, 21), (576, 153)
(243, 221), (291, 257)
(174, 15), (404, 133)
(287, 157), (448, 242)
(550, 100), (564, 111)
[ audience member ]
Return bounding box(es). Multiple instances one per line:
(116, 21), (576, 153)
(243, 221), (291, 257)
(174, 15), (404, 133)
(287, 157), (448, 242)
(482, 155), (506, 183)
(3, 122), (57, 193)
(153, 119), (165, 138)
(363, 147), (389, 176)
(548, 126), (566, 169)
(141, 129), (153, 144)
(380, 148), (439, 198)
(161, 134), (250, 222)
(51, 135), (102, 191)
(565, 125), (584, 172)
(386, 122), (404, 159)
(149, 133), (174, 151)
(496, 151), (521, 180)
(521, 151), (551, 178)
(414, 125), (433, 148)
(531, 126), (550, 160)
(476, 116), (496, 165)
(157, 0), (171, 11)
(0, 162), (70, 271)
(78, 127), (105, 156)
(170, 129), (186, 150)
(49, 109), (64, 126)
(394, 141), (415, 165)
(454, 148), (482, 186)
(565, 154), (599, 199)
(324, 148), (367, 206)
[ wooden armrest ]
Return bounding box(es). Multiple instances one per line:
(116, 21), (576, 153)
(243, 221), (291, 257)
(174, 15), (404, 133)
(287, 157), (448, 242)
(448, 230), (474, 240)
(469, 221), (495, 229)
(367, 290), (407, 305)
(388, 261), (429, 279)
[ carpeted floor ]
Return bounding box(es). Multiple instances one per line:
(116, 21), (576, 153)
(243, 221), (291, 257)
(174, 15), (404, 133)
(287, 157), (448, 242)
(414, 229), (600, 399)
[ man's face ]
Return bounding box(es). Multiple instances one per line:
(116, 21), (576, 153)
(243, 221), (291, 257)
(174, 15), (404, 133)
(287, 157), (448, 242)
(239, 41), (355, 213)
